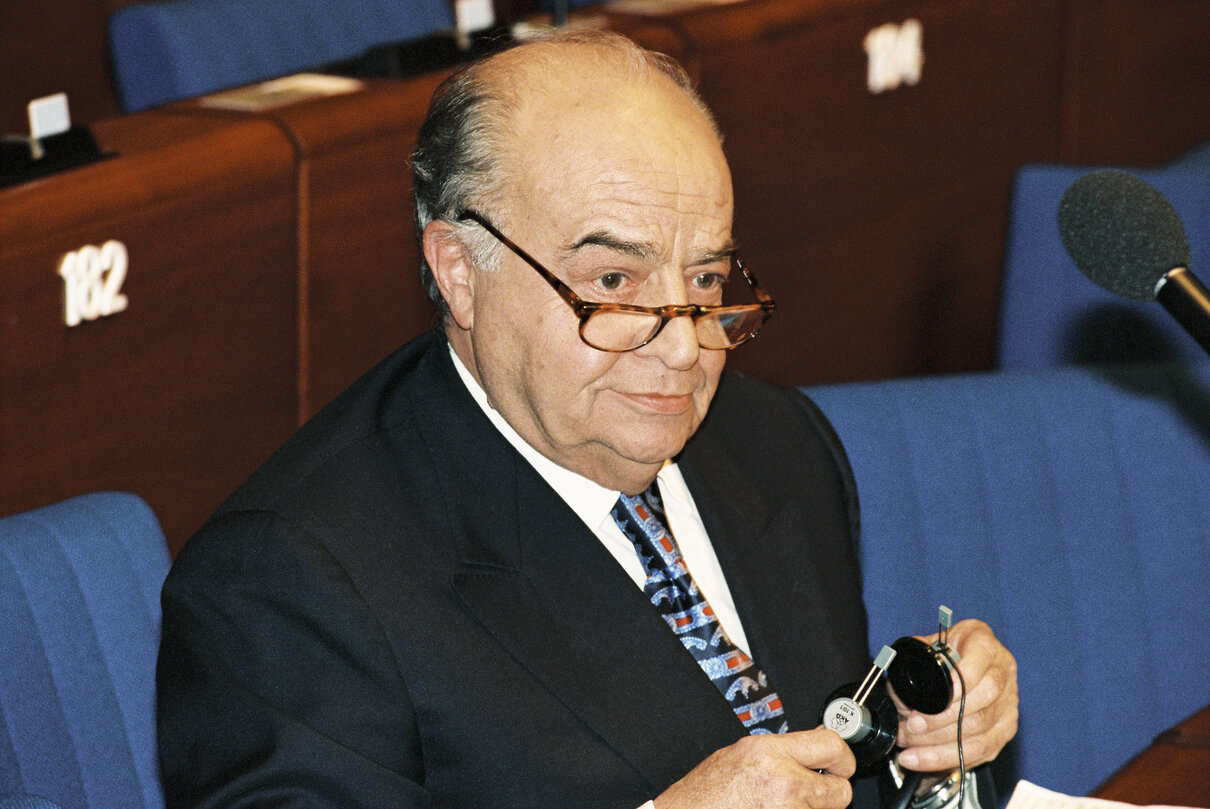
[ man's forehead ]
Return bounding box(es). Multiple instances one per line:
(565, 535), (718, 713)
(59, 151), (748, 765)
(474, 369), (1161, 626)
(489, 43), (694, 127)
(500, 72), (722, 182)
(480, 39), (732, 249)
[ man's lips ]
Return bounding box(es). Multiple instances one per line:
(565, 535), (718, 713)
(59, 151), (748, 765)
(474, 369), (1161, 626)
(616, 391), (695, 414)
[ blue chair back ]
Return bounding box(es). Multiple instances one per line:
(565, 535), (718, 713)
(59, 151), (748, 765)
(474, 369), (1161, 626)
(1173, 137), (1210, 172)
(0, 493), (171, 809)
(0, 797), (65, 809)
(997, 150), (1210, 369)
(108, 0), (455, 111)
(804, 362), (1210, 798)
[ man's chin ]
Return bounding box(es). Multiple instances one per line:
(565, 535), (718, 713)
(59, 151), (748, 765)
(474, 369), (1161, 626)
(608, 429), (697, 470)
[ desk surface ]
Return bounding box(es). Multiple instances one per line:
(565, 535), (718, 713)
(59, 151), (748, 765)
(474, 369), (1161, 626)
(1093, 705), (1210, 807)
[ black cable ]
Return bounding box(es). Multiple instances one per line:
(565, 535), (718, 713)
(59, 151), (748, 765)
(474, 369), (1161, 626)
(943, 648), (967, 807)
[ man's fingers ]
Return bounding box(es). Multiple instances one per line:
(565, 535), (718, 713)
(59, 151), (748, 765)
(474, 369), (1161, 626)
(794, 728), (858, 779)
(893, 619), (1020, 772)
(653, 730), (857, 809)
(898, 664), (1009, 740)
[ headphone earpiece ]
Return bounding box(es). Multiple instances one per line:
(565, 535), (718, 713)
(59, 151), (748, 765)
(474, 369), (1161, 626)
(818, 679), (898, 776)
(886, 636), (958, 716)
(818, 633), (958, 774)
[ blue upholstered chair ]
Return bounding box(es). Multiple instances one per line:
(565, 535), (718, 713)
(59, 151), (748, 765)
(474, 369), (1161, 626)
(0, 797), (64, 809)
(997, 149), (1210, 369)
(0, 493), (171, 809)
(108, 0), (455, 112)
(803, 361), (1210, 799)
(1173, 137), (1210, 171)
(0, 797), (65, 809)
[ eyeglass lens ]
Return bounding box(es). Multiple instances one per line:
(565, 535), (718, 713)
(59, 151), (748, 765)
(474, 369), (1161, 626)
(580, 306), (768, 352)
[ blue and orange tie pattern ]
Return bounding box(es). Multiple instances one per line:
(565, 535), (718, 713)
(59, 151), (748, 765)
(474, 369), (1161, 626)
(611, 483), (788, 735)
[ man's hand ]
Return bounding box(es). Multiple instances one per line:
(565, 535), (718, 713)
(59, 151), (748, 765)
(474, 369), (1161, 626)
(653, 728), (856, 809)
(892, 619), (1019, 773)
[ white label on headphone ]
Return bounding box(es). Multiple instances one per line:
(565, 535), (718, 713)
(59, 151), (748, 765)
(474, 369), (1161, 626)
(823, 697), (868, 741)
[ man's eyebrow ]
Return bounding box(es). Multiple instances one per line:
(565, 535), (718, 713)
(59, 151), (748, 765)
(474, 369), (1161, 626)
(565, 231), (739, 265)
(567, 230), (659, 261)
(693, 243), (740, 265)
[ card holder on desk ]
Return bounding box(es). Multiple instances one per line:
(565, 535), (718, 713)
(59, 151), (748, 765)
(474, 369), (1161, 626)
(326, 27), (516, 79)
(0, 126), (111, 189)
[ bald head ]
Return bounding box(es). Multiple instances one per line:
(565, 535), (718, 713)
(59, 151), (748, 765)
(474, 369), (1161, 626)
(410, 30), (721, 315)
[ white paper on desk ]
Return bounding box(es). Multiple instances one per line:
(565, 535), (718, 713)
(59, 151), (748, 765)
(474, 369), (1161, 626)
(605, 0), (743, 14)
(1006, 779), (1193, 809)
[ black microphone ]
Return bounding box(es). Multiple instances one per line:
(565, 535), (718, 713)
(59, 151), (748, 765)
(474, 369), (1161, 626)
(1057, 169), (1210, 357)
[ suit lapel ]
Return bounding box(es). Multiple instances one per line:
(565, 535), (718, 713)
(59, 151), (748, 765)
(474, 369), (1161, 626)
(449, 472), (745, 789)
(678, 422), (860, 732)
(415, 344), (744, 789)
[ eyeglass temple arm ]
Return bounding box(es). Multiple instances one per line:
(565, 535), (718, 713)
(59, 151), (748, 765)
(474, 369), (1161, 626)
(457, 210), (589, 311)
(737, 259), (776, 310)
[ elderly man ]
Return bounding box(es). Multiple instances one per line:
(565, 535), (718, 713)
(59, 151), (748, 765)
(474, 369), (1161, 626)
(157, 30), (1017, 809)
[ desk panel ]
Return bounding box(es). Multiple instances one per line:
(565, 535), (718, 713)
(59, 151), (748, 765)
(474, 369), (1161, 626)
(644, 0), (1067, 385)
(159, 74), (447, 420)
(0, 113), (298, 553)
(250, 76), (448, 418)
(1064, 0), (1210, 165)
(1094, 705), (1210, 808)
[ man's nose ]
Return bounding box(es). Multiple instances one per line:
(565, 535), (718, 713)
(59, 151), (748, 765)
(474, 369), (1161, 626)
(639, 312), (701, 369)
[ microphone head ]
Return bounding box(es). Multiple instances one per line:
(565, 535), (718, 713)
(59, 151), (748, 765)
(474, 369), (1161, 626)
(1057, 169), (1192, 300)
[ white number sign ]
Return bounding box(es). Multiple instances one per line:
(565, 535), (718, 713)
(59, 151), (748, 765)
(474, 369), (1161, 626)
(58, 240), (130, 327)
(865, 19), (925, 95)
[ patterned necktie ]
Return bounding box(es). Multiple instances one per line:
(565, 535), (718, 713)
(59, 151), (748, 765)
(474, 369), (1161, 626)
(611, 482), (788, 735)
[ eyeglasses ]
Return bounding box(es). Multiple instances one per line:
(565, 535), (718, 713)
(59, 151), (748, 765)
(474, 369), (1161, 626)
(457, 211), (776, 352)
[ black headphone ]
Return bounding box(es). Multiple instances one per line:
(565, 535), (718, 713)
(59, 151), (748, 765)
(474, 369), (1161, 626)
(818, 635), (957, 776)
(818, 607), (969, 809)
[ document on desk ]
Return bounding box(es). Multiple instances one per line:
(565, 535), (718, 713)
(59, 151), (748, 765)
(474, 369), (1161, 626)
(606, 0), (743, 13)
(1007, 780), (1193, 809)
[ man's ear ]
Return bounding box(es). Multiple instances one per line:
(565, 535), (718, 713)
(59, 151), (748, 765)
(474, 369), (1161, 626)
(423, 220), (477, 331)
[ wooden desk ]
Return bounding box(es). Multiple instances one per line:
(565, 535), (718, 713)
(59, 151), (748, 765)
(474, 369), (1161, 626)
(1094, 705), (1210, 807)
(606, 0), (1069, 386)
(0, 111), (299, 554)
(164, 76), (450, 420)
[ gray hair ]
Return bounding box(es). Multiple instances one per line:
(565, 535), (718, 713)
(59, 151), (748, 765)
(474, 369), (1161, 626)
(410, 28), (720, 317)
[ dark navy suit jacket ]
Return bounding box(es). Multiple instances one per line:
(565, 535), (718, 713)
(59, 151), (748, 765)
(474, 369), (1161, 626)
(157, 328), (876, 808)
